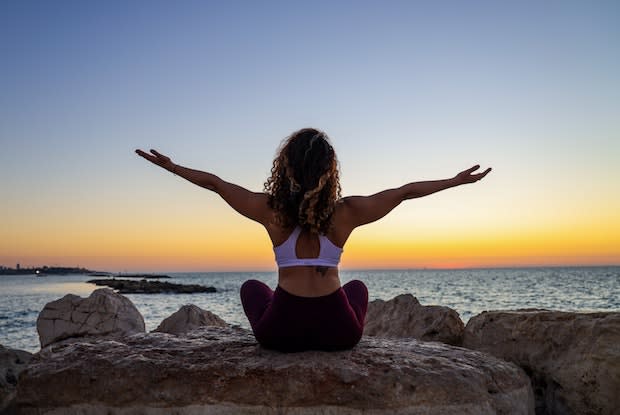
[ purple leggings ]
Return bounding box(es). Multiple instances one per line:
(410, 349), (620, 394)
(240, 279), (368, 352)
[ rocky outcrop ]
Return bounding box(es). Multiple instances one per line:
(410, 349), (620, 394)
(87, 278), (216, 294)
(36, 288), (145, 347)
(112, 274), (171, 279)
(16, 326), (534, 414)
(28, 289), (616, 415)
(154, 304), (227, 335)
(0, 345), (32, 413)
(364, 294), (465, 345)
(463, 310), (620, 415)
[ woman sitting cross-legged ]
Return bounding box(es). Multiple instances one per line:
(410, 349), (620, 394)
(136, 127), (491, 352)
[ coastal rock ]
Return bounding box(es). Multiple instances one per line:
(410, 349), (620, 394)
(36, 288), (145, 348)
(364, 294), (465, 345)
(87, 278), (216, 294)
(0, 345), (32, 413)
(463, 310), (620, 415)
(154, 304), (227, 335)
(16, 326), (533, 415)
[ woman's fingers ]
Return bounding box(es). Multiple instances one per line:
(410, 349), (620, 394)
(472, 167), (492, 181)
(457, 165), (491, 183)
(135, 149), (152, 159)
(150, 149), (170, 162)
(465, 165), (480, 174)
(136, 148), (173, 173)
(136, 149), (163, 164)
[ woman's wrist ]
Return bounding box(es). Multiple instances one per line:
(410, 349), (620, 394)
(451, 174), (466, 186)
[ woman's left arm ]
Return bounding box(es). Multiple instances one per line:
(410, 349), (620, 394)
(399, 165), (492, 200)
(339, 165), (492, 229)
(136, 149), (271, 225)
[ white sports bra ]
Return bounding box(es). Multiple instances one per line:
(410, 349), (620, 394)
(274, 226), (343, 268)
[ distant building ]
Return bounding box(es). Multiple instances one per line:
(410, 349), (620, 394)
(16, 263), (20, 270)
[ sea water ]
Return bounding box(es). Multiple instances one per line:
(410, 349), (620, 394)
(1, 266), (618, 353)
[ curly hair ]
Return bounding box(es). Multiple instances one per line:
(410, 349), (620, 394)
(264, 128), (341, 234)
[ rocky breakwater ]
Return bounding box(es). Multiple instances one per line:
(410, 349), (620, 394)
(463, 310), (620, 415)
(15, 291), (534, 414)
(87, 278), (216, 294)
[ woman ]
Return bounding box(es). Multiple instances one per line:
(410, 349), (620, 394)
(136, 127), (491, 352)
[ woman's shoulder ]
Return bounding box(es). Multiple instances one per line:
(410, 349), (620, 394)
(265, 219), (297, 246)
(333, 197), (359, 218)
(328, 201), (357, 245)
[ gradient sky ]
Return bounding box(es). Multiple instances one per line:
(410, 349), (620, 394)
(1, 1), (619, 272)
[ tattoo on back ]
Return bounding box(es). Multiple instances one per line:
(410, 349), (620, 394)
(316, 266), (328, 276)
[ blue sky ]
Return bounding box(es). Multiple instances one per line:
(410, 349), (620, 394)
(1, 1), (619, 271)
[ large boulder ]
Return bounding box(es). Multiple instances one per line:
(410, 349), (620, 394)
(364, 294), (465, 345)
(153, 304), (227, 335)
(463, 310), (620, 415)
(16, 326), (534, 414)
(36, 288), (145, 347)
(0, 345), (32, 413)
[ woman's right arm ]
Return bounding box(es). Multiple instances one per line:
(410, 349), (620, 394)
(339, 165), (491, 229)
(135, 149), (271, 225)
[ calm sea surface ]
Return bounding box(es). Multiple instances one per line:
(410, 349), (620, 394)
(1, 267), (618, 352)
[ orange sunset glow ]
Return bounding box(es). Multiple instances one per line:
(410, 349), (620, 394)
(1, 2), (618, 273)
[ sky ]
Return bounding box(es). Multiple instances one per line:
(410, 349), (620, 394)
(1, 1), (619, 272)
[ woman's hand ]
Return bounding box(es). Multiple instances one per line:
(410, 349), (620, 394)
(135, 149), (175, 172)
(455, 165), (492, 184)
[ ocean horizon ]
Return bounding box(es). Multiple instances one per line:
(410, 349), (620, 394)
(1, 265), (618, 353)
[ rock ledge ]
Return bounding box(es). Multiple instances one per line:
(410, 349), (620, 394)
(17, 326), (534, 415)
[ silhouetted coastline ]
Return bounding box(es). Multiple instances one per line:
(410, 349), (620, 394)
(0, 266), (95, 276)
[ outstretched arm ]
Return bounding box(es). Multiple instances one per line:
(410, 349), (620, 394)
(135, 149), (271, 224)
(340, 165), (491, 228)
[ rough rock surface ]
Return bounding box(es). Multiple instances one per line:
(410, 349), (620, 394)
(463, 310), (620, 415)
(153, 304), (227, 335)
(16, 326), (534, 415)
(0, 345), (32, 413)
(36, 288), (145, 348)
(364, 294), (465, 345)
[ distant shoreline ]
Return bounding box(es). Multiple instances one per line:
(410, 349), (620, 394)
(1, 264), (618, 277)
(0, 266), (96, 276)
(0, 267), (174, 278)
